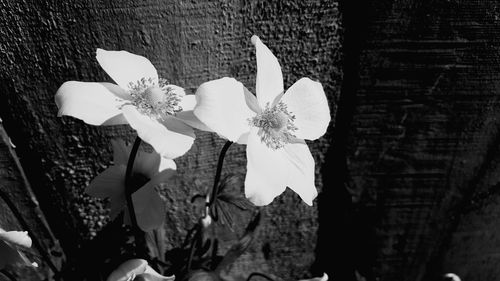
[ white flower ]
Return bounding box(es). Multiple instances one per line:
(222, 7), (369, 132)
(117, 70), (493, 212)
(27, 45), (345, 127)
(107, 259), (174, 281)
(0, 228), (35, 268)
(194, 35), (330, 206)
(55, 49), (205, 159)
(86, 139), (176, 231)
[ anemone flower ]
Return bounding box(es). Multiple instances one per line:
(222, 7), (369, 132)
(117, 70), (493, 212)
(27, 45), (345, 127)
(0, 228), (36, 269)
(55, 49), (206, 159)
(86, 139), (175, 231)
(194, 35), (330, 206)
(107, 259), (174, 281)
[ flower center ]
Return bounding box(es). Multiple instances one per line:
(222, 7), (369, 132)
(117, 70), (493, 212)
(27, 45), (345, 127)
(249, 101), (297, 150)
(127, 77), (184, 120)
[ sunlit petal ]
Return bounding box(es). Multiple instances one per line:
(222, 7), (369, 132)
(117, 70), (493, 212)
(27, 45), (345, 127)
(281, 78), (330, 140)
(85, 165), (126, 199)
(251, 35), (284, 108)
(174, 111), (213, 132)
(194, 77), (254, 142)
(122, 106), (195, 159)
(179, 94), (195, 111)
(106, 259), (148, 281)
(283, 140), (317, 206)
(132, 183), (165, 232)
(96, 49), (159, 90)
(140, 265), (175, 281)
(0, 231), (32, 248)
(245, 128), (288, 206)
(55, 81), (129, 126)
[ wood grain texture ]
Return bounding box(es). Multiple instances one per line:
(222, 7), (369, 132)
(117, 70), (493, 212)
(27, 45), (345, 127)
(0, 121), (61, 280)
(0, 1), (341, 279)
(346, 0), (500, 280)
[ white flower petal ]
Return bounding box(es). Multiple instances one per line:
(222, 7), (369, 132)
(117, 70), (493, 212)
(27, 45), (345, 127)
(179, 93), (195, 111)
(106, 259), (148, 281)
(0, 231), (32, 248)
(132, 183), (165, 231)
(96, 49), (159, 89)
(175, 111), (213, 132)
(85, 165), (126, 199)
(121, 106), (195, 159)
(281, 78), (331, 140)
(194, 77), (254, 142)
(283, 140), (317, 206)
(142, 265), (175, 280)
(298, 273), (328, 281)
(55, 81), (129, 126)
(245, 128), (288, 206)
(251, 35), (284, 108)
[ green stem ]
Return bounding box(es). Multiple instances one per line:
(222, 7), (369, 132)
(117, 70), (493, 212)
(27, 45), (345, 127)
(124, 137), (144, 255)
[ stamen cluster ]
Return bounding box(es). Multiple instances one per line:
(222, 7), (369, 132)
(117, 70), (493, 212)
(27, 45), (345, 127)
(128, 77), (183, 120)
(250, 101), (297, 150)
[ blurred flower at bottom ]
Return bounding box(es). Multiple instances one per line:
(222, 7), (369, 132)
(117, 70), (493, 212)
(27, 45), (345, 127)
(107, 259), (175, 281)
(0, 228), (36, 269)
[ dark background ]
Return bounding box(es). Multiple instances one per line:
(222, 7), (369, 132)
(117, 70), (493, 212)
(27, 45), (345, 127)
(1, 0), (499, 280)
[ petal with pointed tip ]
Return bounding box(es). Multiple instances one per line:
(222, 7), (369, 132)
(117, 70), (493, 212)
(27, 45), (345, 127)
(251, 35), (284, 108)
(194, 77), (254, 142)
(55, 81), (129, 126)
(121, 106), (195, 159)
(244, 128), (288, 206)
(281, 78), (330, 140)
(96, 49), (159, 89)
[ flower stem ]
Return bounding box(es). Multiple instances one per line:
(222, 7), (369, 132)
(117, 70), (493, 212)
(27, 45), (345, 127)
(124, 137), (145, 255)
(0, 189), (60, 279)
(209, 141), (233, 206)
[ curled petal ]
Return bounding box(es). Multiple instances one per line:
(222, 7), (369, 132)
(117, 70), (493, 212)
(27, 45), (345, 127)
(133, 183), (165, 231)
(107, 259), (148, 281)
(251, 35), (284, 108)
(245, 128), (288, 206)
(85, 165), (126, 199)
(281, 78), (330, 140)
(194, 77), (254, 142)
(283, 140), (317, 206)
(298, 273), (328, 281)
(55, 81), (129, 126)
(0, 230), (32, 248)
(96, 49), (159, 90)
(121, 106), (195, 159)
